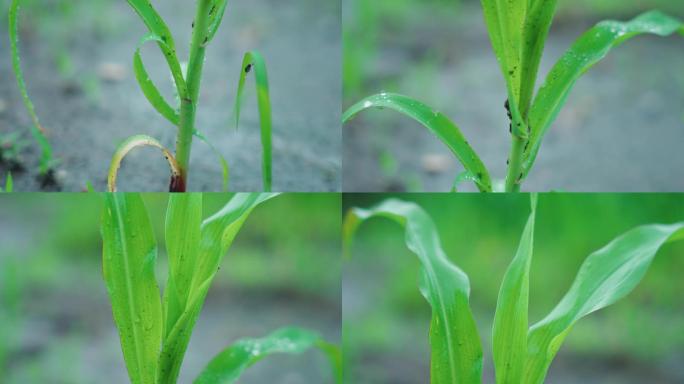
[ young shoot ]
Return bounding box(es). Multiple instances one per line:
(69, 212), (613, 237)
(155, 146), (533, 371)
(344, 195), (684, 384)
(343, 2), (684, 192)
(101, 193), (341, 384)
(9, 0), (274, 192)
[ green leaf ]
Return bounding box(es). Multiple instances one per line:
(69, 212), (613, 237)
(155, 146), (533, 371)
(524, 222), (684, 384)
(9, 0), (53, 174)
(194, 129), (230, 191)
(194, 327), (342, 384)
(480, 0), (528, 99)
(492, 194), (537, 384)
(125, 0), (187, 98)
(162, 194), (203, 341)
(344, 200), (483, 384)
(133, 34), (180, 126)
(343, 93), (492, 192)
(107, 135), (181, 192)
(157, 193), (278, 384)
(518, 0), (559, 116)
(524, 10), (684, 177)
(234, 51), (273, 192)
(101, 194), (163, 384)
(206, 0), (229, 43)
(4, 173), (13, 193)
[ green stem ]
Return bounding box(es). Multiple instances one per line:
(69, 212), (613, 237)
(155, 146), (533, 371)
(504, 94), (528, 193)
(172, 0), (211, 192)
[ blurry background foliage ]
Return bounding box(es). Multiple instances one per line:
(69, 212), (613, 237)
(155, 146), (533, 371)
(0, 193), (340, 383)
(343, 193), (684, 383)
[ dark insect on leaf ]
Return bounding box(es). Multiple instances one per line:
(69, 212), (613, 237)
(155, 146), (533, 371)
(245, 64), (252, 73)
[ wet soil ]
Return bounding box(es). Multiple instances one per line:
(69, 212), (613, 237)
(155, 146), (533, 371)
(343, 4), (684, 192)
(0, 0), (341, 192)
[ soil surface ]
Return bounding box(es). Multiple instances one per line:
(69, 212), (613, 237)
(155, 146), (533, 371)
(343, 3), (684, 192)
(0, 0), (341, 192)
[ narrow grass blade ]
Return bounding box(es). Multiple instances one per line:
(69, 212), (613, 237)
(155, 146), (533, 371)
(492, 194), (537, 383)
(157, 193), (278, 384)
(134, 34), (180, 126)
(524, 223), (684, 384)
(194, 129), (230, 191)
(101, 194), (163, 384)
(344, 200), (483, 384)
(524, 11), (684, 177)
(234, 51), (273, 191)
(194, 327), (342, 384)
(518, 0), (559, 116)
(4, 173), (13, 192)
(107, 134), (181, 192)
(206, 0), (229, 43)
(125, 0), (187, 98)
(9, 0), (53, 174)
(163, 194), (202, 341)
(343, 93), (492, 192)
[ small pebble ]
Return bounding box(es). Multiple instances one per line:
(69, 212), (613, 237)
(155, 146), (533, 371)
(421, 153), (451, 174)
(97, 62), (127, 82)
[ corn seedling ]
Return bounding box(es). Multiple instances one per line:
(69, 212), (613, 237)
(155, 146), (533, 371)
(343, 2), (684, 192)
(344, 196), (684, 384)
(9, 0), (273, 192)
(101, 193), (341, 384)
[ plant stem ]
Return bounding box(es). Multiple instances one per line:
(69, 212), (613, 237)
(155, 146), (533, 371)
(172, 0), (211, 192)
(505, 134), (525, 192)
(504, 94), (528, 192)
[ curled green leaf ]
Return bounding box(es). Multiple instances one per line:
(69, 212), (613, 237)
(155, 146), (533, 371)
(343, 93), (492, 192)
(524, 222), (684, 383)
(234, 51), (273, 192)
(194, 327), (342, 384)
(133, 34), (180, 126)
(524, 10), (684, 178)
(344, 200), (483, 384)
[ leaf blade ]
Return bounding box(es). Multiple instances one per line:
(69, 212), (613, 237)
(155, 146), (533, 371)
(524, 222), (684, 384)
(343, 93), (492, 192)
(344, 200), (483, 384)
(524, 10), (684, 177)
(233, 51), (273, 192)
(492, 194), (537, 383)
(101, 194), (163, 384)
(157, 193), (279, 383)
(194, 327), (341, 384)
(163, 193), (202, 341)
(133, 34), (180, 126)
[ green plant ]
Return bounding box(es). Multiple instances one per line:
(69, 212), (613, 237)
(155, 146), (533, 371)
(343, 2), (684, 192)
(9, 0), (273, 192)
(0, 173), (13, 192)
(344, 195), (684, 383)
(101, 193), (341, 384)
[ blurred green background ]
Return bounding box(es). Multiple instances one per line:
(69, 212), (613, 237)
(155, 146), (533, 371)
(0, 193), (340, 383)
(343, 193), (684, 383)
(343, 0), (684, 192)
